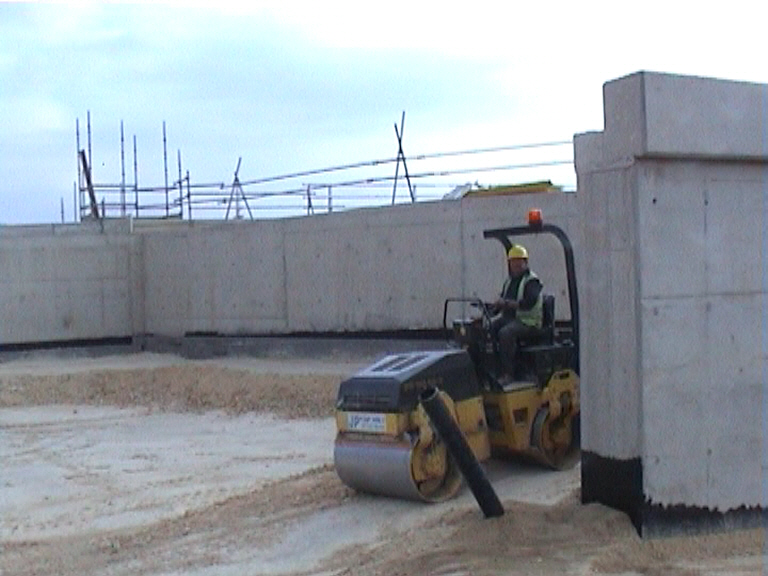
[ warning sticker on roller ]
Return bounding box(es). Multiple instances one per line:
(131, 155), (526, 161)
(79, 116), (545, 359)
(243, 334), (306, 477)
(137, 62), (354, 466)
(346, 412), (387, 433)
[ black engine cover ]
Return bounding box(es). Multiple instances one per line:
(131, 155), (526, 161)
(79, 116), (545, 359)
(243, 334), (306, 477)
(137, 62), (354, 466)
(336, 349), (480, 413)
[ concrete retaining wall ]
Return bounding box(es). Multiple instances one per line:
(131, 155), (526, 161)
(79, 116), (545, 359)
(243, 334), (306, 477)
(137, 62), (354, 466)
(576, 71), (767, 535)
(140, 193), (580, 336)
(0, 193), (581, 345)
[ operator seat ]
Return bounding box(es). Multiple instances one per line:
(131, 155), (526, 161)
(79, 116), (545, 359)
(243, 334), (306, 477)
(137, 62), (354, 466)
(515, 294), (571, 385)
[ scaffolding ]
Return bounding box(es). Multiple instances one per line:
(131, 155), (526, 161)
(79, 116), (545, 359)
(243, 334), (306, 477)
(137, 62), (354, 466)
(74, 112), (574, 223)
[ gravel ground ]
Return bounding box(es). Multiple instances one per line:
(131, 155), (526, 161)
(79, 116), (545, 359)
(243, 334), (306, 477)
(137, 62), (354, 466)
(0, 352), (763, 575)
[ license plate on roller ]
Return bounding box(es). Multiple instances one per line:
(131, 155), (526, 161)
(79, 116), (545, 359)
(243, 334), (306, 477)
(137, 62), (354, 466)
(346, 412), (387, 433)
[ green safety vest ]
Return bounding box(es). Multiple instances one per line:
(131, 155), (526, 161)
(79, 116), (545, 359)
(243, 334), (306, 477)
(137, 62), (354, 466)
(502, 270), (543, 328)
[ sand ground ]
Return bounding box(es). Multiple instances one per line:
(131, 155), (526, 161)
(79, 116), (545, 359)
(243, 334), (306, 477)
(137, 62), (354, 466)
(0, 352), (763, 575)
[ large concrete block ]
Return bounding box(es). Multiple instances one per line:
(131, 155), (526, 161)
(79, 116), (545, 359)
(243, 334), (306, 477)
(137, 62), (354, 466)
(579, 71), (768, 535)
(603, 71), (768, 162)
(642, 73), (767, 159)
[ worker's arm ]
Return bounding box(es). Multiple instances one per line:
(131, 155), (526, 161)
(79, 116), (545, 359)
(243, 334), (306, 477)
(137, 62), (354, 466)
(492, 278), (513, 313)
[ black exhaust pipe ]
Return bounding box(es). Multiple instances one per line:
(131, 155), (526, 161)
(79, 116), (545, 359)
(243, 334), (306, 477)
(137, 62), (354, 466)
(419, 387), (504, 518)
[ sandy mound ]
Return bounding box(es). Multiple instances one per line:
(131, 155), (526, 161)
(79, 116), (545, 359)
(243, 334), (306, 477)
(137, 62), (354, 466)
(0, 357), (350, 418)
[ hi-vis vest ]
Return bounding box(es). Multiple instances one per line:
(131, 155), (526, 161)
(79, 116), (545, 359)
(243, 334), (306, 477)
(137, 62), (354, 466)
(501, 270), (543, 328)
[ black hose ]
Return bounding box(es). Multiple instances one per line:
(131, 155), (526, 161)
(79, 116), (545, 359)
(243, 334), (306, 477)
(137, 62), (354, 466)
(419, 387), (504, 518)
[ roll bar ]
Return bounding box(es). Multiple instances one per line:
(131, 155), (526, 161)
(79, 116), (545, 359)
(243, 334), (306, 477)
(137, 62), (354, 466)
(482, 219), (580, 372)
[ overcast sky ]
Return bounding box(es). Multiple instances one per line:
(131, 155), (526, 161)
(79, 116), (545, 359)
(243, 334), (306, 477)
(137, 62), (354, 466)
(1, 1), (765, 224)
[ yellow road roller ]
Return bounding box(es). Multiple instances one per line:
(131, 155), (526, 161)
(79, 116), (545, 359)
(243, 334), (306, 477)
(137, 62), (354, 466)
(334, 209), (580, 502)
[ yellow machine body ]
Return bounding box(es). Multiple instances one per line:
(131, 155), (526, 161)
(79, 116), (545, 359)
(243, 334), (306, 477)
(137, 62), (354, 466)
(333, 350), (580, 501)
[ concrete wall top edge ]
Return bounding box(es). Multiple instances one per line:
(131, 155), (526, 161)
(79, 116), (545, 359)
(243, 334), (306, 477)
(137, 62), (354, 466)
(0, 219), (130, 238)
(609, 69), (766, 91)
(599, 70), (768, 164)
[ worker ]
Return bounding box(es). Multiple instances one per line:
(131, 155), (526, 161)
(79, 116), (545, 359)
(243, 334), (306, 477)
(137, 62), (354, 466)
(490, 244), (543, 381)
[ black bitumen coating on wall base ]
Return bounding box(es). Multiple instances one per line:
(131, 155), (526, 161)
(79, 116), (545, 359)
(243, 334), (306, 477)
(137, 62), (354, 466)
(581, 451), (644, 533)
(581, 450), (766, 538)
(0, 337), (135, 362)
(640, 502), (767, 538)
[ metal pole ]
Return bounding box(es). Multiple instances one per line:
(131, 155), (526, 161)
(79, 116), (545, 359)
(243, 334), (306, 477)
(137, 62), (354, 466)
(236, 180), (241, 220)
(177, 149), (183, 219)
(79, 149), (99, 219)
(163, 121), (169, 218)
(87, 111), (92, 181)
(225, 158), (242, 221)
(133, 135), (139, 218)
(240, 180), (254, 220)
(391, 114), (402, 205)
(186, 170), (191, 220)
(76, 117), (81, 219)
(120, 120), (126, 217)
(393, 112), (415, 203)
(327, 185), (332, 213)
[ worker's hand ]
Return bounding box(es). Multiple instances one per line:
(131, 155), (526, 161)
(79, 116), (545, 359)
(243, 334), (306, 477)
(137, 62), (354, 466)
(493, 298), (516, 312)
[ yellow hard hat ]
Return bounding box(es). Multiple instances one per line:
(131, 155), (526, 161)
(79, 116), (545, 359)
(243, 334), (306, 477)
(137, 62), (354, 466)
(507, 244), (528, 260)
